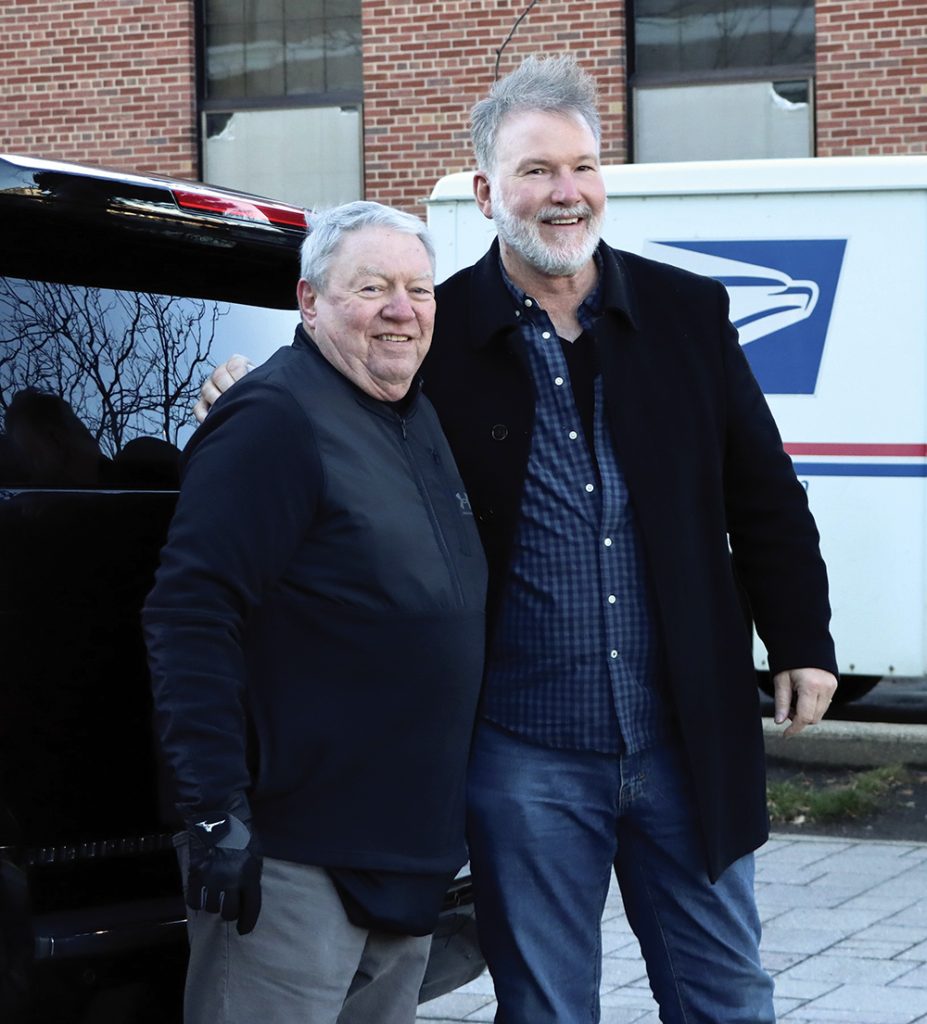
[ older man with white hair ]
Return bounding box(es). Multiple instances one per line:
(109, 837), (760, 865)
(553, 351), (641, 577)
(144, 201), (487, 1024)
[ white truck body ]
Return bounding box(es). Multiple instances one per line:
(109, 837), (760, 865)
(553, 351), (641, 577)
(427, 157), (927, 682)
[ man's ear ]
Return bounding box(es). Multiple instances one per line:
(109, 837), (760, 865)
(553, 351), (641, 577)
(297, 278), (318, 331)
(473, 172), (494, 221)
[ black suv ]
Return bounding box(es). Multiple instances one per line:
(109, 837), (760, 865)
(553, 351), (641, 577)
(0, 154), (484, 1023)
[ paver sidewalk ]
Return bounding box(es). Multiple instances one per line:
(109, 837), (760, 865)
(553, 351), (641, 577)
(417, 834), (927, 1023)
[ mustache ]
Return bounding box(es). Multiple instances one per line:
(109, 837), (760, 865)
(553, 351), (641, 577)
(533, 204), (595, 223)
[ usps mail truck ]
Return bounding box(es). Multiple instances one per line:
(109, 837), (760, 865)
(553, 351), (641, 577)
(427, 156), (927, 702)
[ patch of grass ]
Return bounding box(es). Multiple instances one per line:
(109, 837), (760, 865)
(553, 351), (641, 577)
(767, 764), (911, 825)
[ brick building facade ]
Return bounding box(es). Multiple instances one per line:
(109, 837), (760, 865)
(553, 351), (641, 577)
(816, 0), (927, 156)
(2, 1), (926, 214)
(362, 0), (629, 211)
(2, 0), (198, 180)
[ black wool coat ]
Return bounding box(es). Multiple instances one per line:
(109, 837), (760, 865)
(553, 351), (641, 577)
(422, 240), (837, 880)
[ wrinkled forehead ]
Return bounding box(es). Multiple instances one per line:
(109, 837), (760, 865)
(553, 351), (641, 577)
(329, 226), (434, 282)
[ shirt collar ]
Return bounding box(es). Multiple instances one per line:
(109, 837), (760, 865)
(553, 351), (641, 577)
(496, 241), (637, 333)
(450, 237), (638, 352)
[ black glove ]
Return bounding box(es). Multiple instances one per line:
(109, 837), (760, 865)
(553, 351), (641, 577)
(184, 794), (262, 935)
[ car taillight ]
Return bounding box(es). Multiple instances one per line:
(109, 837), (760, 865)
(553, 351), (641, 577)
(172, 188), (308, 229)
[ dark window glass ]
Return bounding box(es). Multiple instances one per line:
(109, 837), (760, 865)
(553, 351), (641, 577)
(634, 0), (814, 76)
(329, 0), (360, 15)
(324, 16), (363, 93)
(0, 278), (286, 485)
(245, 19), (286, 96)
(204, 0), (360, 100)
(290, 0), (325, 16)
(206, 23), (246, 99)
(253, 0), (284, 19)
(209, 0), (244, 24)
(286, 19), (326, 95)
(773, 79), (810, 104)
(0, 280), (201, 849)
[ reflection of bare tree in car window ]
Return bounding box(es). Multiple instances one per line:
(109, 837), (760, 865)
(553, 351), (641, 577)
(0, 279), (224, 821)
(0, 283), (210, 841)
(0, 278), (226, 458)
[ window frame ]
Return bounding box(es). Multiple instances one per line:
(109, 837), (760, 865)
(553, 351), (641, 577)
(625, 0), (816, 163)
(194, 0), (363, 112)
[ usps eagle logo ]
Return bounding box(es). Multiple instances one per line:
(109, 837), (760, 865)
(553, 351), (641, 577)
(643, 239), (847, 395)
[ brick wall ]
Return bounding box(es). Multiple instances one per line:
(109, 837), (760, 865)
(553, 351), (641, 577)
(1, 0), (198, 178)
(816, 0), (927, 155)
(9, 1), (927, 204)
(362, 0), (629, 216)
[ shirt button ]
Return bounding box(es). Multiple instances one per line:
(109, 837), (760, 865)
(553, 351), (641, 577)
(554, 376), (564, 386)
(525, 298), (534, 308)
(610, 650), (619, 659)
(607, 595), (616, 604)
(541, 331), (551, 340)
(491, 423), (509, 441)
(604, 537), (613, 547)
(585, 483), (595, 493)
(568, 430), (578, 440)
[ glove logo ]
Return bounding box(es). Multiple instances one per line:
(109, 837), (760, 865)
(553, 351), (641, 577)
(195, 818), (227, 833)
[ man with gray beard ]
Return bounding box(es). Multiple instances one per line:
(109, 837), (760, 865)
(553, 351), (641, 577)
(198, 55), (838, 1024)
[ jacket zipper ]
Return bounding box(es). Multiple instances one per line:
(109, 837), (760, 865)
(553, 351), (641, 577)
(396, 413), (466, 606)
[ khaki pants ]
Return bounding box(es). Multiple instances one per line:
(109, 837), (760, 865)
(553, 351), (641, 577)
(177, 845), (432, 1024)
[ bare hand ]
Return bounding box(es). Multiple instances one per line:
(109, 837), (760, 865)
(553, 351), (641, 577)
(193, 354), (254, 423)
(773, 667), (838, 737)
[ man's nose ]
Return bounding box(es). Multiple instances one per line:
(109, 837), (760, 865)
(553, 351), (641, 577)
(382, 290), (415, 320)
(551, 172), (581, 204)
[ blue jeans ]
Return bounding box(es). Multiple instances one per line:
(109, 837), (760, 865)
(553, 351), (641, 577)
(467, 722), (775, 1024)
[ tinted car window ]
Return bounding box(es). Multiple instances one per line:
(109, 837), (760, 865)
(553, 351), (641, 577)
(0, 277), (297, 859)
(0, 277), (296, 483)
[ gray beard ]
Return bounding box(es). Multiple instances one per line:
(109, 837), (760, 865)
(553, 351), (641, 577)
(493, 198), (603, 277)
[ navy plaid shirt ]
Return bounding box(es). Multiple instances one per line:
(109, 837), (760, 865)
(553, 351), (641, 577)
(482, 255), (673, 754)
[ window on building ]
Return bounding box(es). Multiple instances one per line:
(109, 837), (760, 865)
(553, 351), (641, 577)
(629, 1), (815, 162)
(198, 0), (363, 207)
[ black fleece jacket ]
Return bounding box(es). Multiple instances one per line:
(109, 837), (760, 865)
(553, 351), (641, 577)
(143, 328), (487, 873)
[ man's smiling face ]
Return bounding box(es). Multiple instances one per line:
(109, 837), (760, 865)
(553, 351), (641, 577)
(477, 108), (606, 278)
(297, 225), (436, 401)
